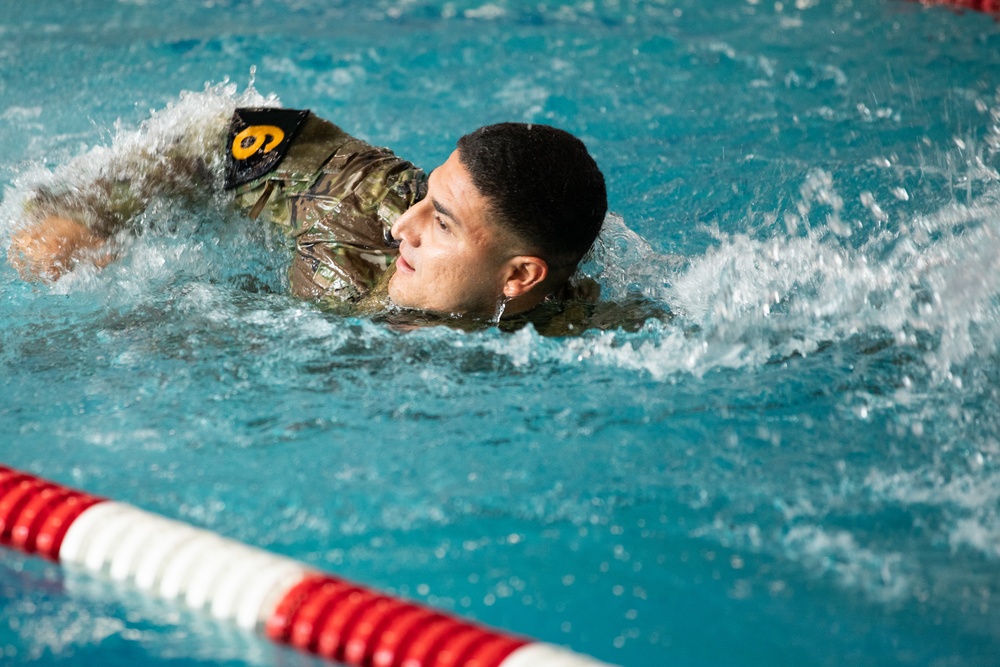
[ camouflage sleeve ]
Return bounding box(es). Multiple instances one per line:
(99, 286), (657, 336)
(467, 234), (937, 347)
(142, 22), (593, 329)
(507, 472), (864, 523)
(232, 115), (426, 304)
(21, 105), (423, 308)
(22, 112), (229, 237)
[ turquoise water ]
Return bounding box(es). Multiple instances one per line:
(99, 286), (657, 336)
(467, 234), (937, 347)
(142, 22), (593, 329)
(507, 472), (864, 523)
(2, 0), (1000, 665)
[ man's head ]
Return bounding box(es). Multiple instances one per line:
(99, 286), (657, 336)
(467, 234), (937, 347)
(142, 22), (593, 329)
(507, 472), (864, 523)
(387, 122), (606, 318)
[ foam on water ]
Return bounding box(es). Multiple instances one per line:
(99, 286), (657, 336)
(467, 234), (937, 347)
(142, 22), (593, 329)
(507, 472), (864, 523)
(475, 186), (1000, 388)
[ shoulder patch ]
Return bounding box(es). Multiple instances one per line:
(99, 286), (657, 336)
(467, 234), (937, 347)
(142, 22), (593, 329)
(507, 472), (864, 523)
(224, 108), (311, 190)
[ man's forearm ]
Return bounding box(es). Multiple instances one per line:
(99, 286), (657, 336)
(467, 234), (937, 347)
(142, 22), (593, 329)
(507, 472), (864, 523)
(8, 110), (230, 281)
(22, 149), (220, 238)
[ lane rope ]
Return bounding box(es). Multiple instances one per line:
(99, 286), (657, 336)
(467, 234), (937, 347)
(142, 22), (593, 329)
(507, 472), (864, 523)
(911, 0), (1000, 13)
(0, 465), (616, 667)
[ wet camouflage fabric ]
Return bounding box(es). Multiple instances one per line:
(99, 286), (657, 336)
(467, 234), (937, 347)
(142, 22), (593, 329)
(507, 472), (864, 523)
(231, 114), (427, 304)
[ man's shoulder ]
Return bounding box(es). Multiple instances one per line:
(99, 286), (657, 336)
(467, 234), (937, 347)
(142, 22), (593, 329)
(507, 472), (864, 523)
(225, 107), (420, 195)
(274, 112), (362, 179)
(225, 108), (361, 189)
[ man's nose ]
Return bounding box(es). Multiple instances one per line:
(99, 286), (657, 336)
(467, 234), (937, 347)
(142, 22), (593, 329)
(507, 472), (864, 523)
(390, 204), (423, 246)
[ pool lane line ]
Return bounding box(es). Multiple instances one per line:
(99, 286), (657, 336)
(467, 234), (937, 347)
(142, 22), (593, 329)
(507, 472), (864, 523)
(911, 0), (1000, 13)
(0, 465), (617, 667)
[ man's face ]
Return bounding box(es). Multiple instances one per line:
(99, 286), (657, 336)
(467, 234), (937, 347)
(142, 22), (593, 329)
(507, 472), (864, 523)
(388, 150), (521, 316)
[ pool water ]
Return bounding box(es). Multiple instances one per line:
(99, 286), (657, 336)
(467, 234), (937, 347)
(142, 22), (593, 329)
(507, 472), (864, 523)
(2, 1), (1000, 666)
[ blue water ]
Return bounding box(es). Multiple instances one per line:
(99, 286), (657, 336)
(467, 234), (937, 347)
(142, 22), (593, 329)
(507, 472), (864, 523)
(2, 0), (1000, 665)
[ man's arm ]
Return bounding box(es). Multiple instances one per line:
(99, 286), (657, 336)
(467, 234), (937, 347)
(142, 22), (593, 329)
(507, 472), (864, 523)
(7, 113), (228, 282)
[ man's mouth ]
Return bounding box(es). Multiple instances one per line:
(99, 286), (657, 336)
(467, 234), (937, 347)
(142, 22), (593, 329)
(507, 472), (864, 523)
(396, 254), (415, 274)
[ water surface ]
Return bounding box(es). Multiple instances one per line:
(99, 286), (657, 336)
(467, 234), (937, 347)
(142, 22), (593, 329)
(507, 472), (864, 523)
(2, 1), (1000, 666)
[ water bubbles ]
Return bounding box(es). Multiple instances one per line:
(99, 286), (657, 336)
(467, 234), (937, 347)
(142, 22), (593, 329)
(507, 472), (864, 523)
(860, 191), (888, 223)
(797, 169), (848, 237)
(781, 525), (912, 602)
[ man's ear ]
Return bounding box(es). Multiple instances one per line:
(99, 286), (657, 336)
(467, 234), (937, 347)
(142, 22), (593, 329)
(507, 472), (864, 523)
(502, 256), (549, 299)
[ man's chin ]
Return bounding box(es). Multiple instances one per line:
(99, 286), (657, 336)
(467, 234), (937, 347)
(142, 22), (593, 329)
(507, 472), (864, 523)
(387, 276), (416, 310)
(387, 276), (480, 316)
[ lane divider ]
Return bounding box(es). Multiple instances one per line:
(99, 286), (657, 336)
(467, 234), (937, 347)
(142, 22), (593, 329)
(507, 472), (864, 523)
(0, 465), (616, 667)
(911, 0), (1000, 13)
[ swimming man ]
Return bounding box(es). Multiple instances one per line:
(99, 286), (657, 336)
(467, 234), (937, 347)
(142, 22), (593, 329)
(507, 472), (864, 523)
(7, 107), (607, 326)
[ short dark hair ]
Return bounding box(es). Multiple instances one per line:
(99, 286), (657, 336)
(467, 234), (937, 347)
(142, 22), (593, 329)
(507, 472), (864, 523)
(456, 123), (607, 275)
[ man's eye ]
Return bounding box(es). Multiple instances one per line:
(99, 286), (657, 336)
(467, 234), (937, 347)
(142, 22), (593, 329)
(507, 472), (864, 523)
(435, 216), (449, 232)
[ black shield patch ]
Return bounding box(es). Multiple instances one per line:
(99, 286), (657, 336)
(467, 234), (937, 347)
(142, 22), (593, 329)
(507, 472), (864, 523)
(224, 108), (311, 190)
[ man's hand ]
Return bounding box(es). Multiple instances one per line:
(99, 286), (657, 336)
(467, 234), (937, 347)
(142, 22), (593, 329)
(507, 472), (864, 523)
(7, 216), (113, 282)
